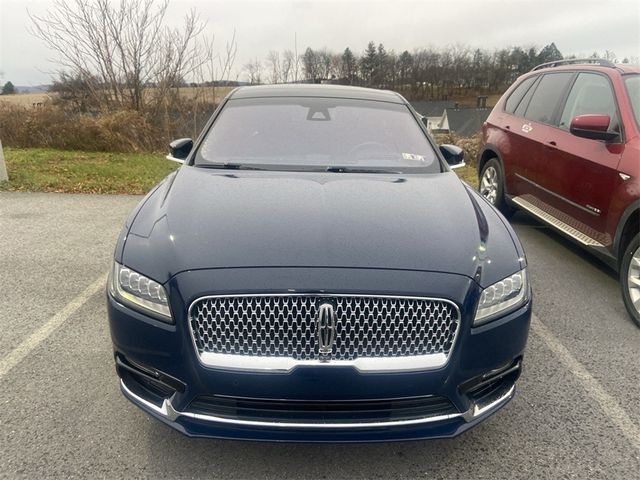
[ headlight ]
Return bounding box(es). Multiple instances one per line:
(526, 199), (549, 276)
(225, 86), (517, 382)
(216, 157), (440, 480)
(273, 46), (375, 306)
(108, 262), (172, 321)
(473, 269), (529, 325)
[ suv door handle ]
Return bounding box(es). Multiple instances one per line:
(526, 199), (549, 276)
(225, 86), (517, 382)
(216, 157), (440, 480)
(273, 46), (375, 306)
(546, 140), (557, 149)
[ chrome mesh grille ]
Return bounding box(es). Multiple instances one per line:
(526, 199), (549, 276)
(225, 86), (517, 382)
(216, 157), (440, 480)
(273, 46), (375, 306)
(189, 295), (459, 361)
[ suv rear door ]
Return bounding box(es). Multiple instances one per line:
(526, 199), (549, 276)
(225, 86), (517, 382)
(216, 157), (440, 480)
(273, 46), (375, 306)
(514, 72), (575, 196)
(539, 72), (624, 245)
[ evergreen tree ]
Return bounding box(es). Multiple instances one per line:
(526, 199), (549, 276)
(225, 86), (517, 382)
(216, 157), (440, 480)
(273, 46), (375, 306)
(341, 47), (357, 84)
(1, 81), (16, 95)
(360, 41), (377, 86)
(376, 43), (388, 86)
(537, 43), (563, 64)
(398, 50), (413, 86)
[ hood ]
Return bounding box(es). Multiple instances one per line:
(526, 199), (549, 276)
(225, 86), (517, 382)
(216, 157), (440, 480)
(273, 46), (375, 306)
(120, 166), (523, 287)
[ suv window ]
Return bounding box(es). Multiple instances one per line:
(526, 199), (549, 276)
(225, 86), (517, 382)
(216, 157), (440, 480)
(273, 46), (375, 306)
(524, 73), (574, 124)
(504, 76), (537, 114)
(514, 76), (540, 117)
(559, 73), (619, 131)
(625, 74), (640, 128)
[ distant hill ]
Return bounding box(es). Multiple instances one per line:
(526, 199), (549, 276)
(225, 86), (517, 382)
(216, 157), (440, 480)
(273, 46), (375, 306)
(14, 85), (51, 93)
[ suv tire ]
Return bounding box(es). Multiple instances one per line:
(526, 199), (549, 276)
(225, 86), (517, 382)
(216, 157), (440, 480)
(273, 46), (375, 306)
(479, 158), (514, 217)
(621, 233), (640, 327)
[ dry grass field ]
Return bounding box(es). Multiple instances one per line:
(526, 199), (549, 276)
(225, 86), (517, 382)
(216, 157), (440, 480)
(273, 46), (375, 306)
(178, 86), (235, 103)
(0, 86), (236, 108)
(0, 92), (54, 106)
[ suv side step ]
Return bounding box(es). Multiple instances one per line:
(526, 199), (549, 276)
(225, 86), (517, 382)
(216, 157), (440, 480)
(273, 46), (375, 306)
(511, 196), (605, 248)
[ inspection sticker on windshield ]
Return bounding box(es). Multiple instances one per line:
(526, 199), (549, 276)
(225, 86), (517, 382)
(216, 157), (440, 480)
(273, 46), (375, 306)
(402, 153), (425, 161)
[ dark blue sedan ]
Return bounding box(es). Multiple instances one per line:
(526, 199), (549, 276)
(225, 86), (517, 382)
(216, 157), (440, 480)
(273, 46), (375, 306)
(107, 84), (531, 442)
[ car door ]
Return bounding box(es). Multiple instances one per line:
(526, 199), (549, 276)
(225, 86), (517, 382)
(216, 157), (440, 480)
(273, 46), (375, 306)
(515, 72), (576, 198)
(497, 74), (540, 195)
(539, 72), (624, 245)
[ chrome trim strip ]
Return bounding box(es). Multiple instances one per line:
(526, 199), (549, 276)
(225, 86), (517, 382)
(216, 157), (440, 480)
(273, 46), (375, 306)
(512, 196), (604, 247)
(463, 384), (515, 422)
(165, 154), (185, 164)
(197, 351), (449, 373)
(121, 379), (464, 428)
(187, 293), (461, 373)
(514, 173), (599, 216)
(121, 379), (515, 429)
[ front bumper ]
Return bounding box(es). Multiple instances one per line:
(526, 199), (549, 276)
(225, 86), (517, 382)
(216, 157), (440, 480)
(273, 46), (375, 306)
(118, 372), (517, 442)
(107, 267), (531, 442)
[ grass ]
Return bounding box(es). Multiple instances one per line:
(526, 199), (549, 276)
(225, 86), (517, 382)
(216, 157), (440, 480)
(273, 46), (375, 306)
(0, 92), (53, 107)
(0, 86), (235, 108)
(0, 147), (478, 195)
(0, 148), (179, 194)
(455, 163), (478, 189)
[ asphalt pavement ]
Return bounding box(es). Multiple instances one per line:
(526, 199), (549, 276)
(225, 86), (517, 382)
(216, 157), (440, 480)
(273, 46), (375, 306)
(1, 191), (638, 479)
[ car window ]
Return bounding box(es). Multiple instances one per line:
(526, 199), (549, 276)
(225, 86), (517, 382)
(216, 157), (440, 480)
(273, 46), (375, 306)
(504, 76), (537, 114)
(559, 73), (619, 131)
(624, 74), (640, 129)
(196, 97), (441, 173)
(514, 76), (540, 117)
(523, 73), (574, 124)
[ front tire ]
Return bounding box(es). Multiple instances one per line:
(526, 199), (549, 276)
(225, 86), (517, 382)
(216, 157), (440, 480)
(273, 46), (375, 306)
(621, 233), (640, 328)
(479, 158), (513, 217)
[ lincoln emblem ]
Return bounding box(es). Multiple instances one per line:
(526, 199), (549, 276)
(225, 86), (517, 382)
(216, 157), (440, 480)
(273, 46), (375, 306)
(316, 303), (337, 357)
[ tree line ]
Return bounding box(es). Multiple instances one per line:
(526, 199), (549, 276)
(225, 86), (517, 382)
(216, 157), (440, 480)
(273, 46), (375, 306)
(253, 42), (566, 96)
(250, 42), (632, 100)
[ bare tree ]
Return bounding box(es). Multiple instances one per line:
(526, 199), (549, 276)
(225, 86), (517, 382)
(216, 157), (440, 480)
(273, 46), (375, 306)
(189, 30), (238, 137)
(244, 58), (263, 85)
(266, 51), (281, 84)
(281, 50), (294, 83)
(29, 0), (206, 112)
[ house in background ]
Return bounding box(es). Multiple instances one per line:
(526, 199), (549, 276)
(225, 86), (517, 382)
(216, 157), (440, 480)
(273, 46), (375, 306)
(411, 98), (492, 137)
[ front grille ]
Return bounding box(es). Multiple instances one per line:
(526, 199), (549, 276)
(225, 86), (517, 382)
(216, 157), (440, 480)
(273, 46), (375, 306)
(187, 394), (459, 424)
(189, 295), (459, 361)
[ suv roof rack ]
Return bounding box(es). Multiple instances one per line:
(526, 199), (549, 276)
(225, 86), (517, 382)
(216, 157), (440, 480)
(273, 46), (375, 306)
(530, 58), (616, 72)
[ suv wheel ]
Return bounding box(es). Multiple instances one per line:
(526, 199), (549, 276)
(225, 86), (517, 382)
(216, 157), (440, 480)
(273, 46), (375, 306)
(479, 158), (513, 216)
(621, 233), (640, 327)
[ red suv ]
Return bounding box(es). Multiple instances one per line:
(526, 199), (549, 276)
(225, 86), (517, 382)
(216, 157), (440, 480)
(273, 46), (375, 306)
(478, 59), (640, 327)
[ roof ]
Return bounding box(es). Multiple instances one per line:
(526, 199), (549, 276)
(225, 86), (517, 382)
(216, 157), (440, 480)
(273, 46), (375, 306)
(531, 63), (639, 75)
(229, 84), (405, 103)
(410, 100), (457, 117)
(444, 108), (491, 137)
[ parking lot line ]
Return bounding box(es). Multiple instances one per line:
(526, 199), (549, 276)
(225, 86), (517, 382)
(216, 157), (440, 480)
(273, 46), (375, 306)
(0, 272), (108, 380)
(531, 313), (640, 454)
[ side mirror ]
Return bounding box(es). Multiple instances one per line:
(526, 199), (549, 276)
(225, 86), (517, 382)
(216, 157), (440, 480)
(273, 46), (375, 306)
(166, 138), (193, 164)
(570, 115), (618, 142)
(439, 144), (465, 169)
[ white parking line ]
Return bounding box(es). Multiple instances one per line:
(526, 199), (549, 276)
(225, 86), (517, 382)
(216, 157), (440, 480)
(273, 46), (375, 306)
(531, 313), (640, 454)
(0, 273), (107, 380)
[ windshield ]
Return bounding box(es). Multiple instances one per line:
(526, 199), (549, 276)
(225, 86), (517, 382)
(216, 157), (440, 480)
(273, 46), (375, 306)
(624, 75), (640, 129)
(195, 96), (441, 173)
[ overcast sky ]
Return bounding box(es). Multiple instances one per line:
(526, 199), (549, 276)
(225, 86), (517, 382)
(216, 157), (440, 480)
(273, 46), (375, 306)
(1, 0), (638, 86)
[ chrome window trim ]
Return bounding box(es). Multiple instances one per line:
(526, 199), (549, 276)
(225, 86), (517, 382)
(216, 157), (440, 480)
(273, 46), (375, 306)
(120, 379), (515, 429)
(187, 293), (461, 373)
(165, 154), (185, 164)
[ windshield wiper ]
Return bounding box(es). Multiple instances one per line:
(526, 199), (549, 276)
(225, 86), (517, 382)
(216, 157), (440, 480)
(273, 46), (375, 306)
(196, 163), (266, 171)
(325, 166), (402, 174)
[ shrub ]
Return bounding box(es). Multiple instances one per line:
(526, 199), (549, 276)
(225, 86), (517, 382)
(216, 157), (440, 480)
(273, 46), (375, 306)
(433, 132), (481, 168)
(0, 101), (214, 153)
